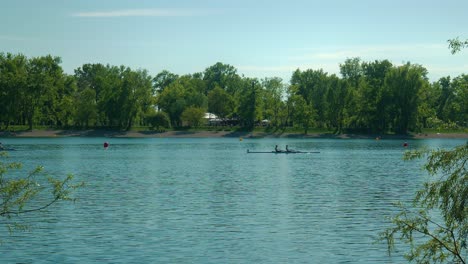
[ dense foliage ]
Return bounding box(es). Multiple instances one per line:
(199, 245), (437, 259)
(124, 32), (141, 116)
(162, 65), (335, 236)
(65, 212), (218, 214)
(381, 144), (467, 263)
(0, 52), (466, 133)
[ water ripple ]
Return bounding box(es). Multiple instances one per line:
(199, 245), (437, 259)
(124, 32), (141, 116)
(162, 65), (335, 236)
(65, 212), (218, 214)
(1, 137), (464, 263)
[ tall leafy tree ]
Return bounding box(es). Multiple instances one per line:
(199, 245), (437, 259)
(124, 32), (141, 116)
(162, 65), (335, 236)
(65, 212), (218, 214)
(97, 65), (124, 127)
(0, 53), (28, 129)
(118, 68), (153, 130)
(55, 74), (77, 127)
(74, 63), (114, 126)
(451, 75), (468, 126)
(25, 55), (64, 130)
(288, 94), (316, 134)
(203, 62), (241, 95)
(384, 63), (428, 134)
(157, 82), (187, 127)
(152, 70), (178, 95)
(417, 82), (438, 130)
(325, 75), (348, 133)
(181, 107), (205, 127)
(290, 69), (329, 127)
(361, 60), (393, 132)
(177, 74), (207, 109)
(340, 57), (363, 89)
(208, 86), (234, 120)
(74, 87), (98, 128)
(261, 77), (285, 127)
(237, 80), (263, 129)
(435, 76), (454, 121)
(156, 74), (208, 127)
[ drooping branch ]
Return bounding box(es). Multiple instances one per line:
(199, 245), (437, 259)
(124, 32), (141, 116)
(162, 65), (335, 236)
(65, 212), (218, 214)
(0, 196), (60, 217)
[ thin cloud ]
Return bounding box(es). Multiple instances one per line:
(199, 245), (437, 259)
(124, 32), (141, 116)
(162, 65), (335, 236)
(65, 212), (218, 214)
(238, 65), (298, 73)
(424, 64), (468, 77)
(72, 8), (219, 18)
(289, 44), (447, 62)
(237, 63), (341, 80)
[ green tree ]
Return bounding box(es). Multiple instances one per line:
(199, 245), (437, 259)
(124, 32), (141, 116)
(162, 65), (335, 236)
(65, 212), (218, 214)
(181, 106), (206, 127)
(177, 75), (207, 109)
(74, 87), (98, 128)
(152, 70), (178, 94)
(417, 82), (438, 130)
(74, 63), (122, 127)
(238, 80), (263, 129)
(118, 68), (154, 130)
(325, 75), (348, 133)
(156, 82), (187, 127)
(451, 75), (468, 127)
(381, 144), (467, 263)
(434, 77), (455, 122)
(55, 75), (77, 127)
(208, 86), (234, 120)
(156, 75), (208, 127)
(290, 69), (329, 128)
(361, 60), (393, 132)
(384, 63), (428, 134)
(24, 55), (64, 130)
(340, 57), (363, 89)
(339, 57), (364, 130)
(0, 53), (28, 129)
(289, 94), (316, 134)
(261, 77), (285, 128)
(147, 111), (170, 130)
(432, 75), (468, 128)
(1, 153), (83, 239)
(203, 62), (241, 95)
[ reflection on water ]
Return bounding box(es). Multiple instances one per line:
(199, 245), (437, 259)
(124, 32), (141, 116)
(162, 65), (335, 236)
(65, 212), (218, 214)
(1, 137), (464, 263)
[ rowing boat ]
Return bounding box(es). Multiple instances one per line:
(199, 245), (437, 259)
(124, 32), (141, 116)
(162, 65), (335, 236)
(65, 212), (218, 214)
(247, 149), (319, 154)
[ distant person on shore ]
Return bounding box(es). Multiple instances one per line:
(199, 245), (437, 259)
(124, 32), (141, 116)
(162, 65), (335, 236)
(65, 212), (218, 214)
(286, 145), (290, 152)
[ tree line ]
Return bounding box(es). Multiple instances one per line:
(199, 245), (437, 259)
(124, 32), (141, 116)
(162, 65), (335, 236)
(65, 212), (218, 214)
(0, 52), (466, 134)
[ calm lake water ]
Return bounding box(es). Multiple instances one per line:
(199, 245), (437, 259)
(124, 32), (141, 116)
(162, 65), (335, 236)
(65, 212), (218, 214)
(1, 137), (465, 263)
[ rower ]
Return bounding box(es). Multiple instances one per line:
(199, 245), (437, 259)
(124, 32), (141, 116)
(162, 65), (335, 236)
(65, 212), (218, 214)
(275, 145), (282, 153)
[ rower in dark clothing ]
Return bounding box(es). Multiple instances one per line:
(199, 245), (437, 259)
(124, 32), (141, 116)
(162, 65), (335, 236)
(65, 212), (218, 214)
(275, 145), (282, 153)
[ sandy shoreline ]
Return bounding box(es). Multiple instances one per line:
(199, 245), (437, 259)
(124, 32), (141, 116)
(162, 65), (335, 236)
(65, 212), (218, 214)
(0, 129), (467, 139)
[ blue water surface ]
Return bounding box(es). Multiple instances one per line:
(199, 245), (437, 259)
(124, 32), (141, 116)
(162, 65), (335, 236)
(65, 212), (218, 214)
(0, 137), (465, 263)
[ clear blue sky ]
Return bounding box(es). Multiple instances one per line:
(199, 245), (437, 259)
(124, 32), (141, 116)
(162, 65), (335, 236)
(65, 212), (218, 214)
(1, 0), (467, 82)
